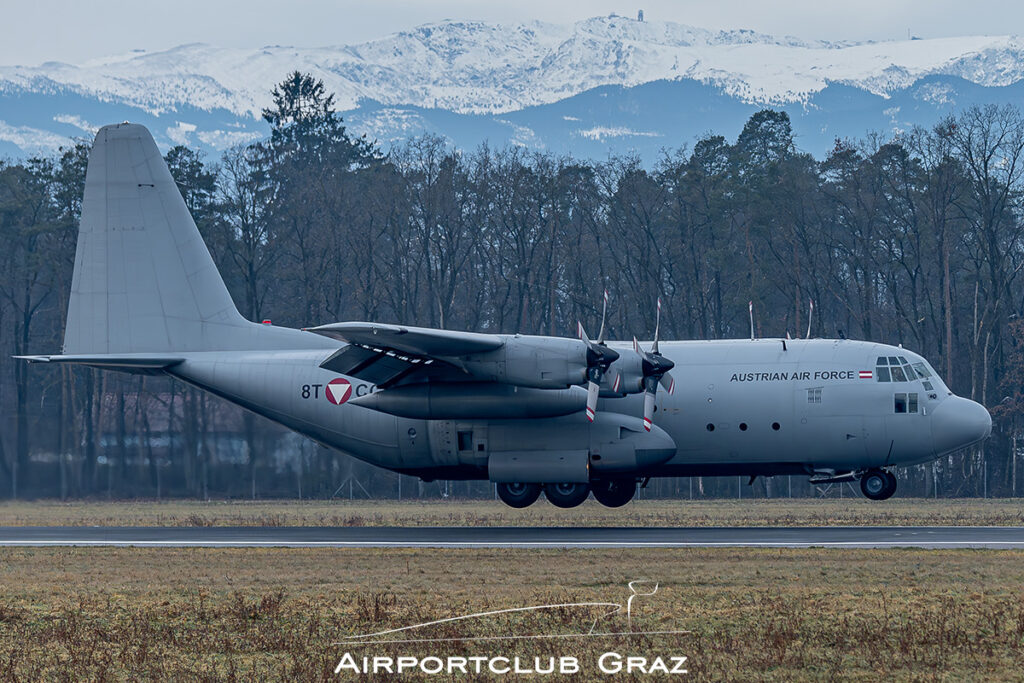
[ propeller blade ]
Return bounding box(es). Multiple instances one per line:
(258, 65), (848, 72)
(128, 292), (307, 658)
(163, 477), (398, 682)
(597, 289), (609, 344)
(577, 321), (589, 342)
(643, 388), (655, 432)
(659, 372), (675, 395)
(652, 298), (662, 355)
(586, 377), (600, 422)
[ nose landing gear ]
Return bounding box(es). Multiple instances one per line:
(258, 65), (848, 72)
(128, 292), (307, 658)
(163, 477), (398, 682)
(860, 469), (897, 500)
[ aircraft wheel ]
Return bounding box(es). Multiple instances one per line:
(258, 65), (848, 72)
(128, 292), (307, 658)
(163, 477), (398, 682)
(496, 482), (542, 508)
(544, 482), (590, 508)
(591, 479), (636, 508)
(882, 470), (898, 498)
(860, 469), (895, 501)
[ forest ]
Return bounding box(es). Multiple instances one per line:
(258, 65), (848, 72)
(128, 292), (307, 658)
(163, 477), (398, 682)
(2, 71), (1024, 500)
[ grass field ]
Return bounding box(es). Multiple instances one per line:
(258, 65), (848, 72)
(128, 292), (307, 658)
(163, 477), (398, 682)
(1, 497), (1024, 527)
(0, 546), (1021, 680)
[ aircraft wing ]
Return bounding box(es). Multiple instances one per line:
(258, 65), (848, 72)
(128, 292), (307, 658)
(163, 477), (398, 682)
(306, 322), (503, 356)
(307, 322), (504, 388)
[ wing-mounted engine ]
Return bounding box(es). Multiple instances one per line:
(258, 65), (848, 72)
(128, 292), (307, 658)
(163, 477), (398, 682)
(307, 295), (676, 429)
(308, 322), (593, 390)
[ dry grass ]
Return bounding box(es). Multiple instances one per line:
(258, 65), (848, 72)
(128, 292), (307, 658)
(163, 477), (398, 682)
(1, 497), (1024, 528)
(0, 547), (1022, 680)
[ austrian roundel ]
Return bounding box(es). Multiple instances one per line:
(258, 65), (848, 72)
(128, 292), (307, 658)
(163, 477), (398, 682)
(325, 378), (353, 405)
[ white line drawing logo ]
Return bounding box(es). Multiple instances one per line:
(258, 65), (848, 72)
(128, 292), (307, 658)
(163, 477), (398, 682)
(333, 580), (690, 646)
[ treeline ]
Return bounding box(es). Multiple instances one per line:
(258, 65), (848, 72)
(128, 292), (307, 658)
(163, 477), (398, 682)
(2, 71), (1024, 499)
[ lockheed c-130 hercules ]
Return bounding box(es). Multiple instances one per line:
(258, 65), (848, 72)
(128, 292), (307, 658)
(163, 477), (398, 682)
(19, 124), (992, 508)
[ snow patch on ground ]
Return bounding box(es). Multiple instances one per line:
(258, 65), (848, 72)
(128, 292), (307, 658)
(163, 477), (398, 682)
(577, 126), (662, 141)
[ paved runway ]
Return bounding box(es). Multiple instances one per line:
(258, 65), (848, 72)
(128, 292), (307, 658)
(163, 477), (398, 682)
(0, 526), (1022, 548)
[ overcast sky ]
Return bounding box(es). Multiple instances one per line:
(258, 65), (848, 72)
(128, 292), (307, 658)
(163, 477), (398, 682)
(3, 0), (1022, 66)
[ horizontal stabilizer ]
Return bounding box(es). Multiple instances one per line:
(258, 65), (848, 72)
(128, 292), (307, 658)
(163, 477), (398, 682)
(15, 354), (183, 374)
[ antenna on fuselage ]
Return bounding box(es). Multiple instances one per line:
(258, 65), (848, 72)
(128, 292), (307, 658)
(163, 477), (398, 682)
(805, 298), (814, 339)
(748, 301), (755, 340)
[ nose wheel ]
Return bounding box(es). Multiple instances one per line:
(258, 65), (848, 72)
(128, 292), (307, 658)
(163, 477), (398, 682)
(495, 482), (542, 508)
(860, 469), (897, 500)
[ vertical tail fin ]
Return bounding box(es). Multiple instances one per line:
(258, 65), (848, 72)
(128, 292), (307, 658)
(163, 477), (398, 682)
(64, 123), (249, 354)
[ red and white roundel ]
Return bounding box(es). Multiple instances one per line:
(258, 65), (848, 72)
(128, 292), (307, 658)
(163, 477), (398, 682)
(325, 378), (353, 405)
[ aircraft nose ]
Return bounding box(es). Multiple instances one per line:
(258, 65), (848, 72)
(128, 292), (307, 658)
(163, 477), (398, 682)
(931, 396), (992, 454)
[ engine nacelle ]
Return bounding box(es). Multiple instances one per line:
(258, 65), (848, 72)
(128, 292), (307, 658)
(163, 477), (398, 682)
(602, 349), (645, 396)
(350, 382), (586, 419)
(459, 336), (589, 389)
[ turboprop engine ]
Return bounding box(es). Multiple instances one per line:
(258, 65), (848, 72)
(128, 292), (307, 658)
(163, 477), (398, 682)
(456, 336), (592, 389)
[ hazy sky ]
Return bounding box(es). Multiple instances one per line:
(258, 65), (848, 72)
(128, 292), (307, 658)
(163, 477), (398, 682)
(2, 0), (1022, 66)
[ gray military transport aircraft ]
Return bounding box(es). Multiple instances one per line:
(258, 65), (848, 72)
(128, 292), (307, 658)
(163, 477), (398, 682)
(19, 123), (993, 508)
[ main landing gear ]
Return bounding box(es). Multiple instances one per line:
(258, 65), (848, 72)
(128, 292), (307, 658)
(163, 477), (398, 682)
(591, 479), (637, 507)
(860, 469), (897, 501)
(496, 480), (639, 508)
(544, 482), (591, 508)
(495, 482), (542, 508)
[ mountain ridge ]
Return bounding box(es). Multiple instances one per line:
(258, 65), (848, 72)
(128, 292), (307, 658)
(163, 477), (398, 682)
(1, 16), (1023, 159)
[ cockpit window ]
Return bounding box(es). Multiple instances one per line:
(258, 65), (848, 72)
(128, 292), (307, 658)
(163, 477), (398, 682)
(912, 362), (931, 379)
(888, 356), (900, 365)
(876, 366), (891, 382)
(898, 356), (908, 364)
(890, 365), (907, 382)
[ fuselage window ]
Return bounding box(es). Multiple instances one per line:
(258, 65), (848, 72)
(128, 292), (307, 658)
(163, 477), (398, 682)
(457, 430), (473, 451)
(908, 393), (919, 413)
(894, 393), (907, 413)
(807, 387), (822, 403)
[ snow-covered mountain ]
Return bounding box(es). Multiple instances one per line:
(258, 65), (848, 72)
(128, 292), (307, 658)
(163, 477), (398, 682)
(1, 15), (1023, 160)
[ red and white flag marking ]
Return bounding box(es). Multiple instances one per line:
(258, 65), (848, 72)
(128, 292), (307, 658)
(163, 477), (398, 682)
(326, 377), (353, 405)
(858, 370), (873, 379)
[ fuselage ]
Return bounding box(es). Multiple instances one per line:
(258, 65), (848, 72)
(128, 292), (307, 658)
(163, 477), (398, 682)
(166, 329), (991, 482)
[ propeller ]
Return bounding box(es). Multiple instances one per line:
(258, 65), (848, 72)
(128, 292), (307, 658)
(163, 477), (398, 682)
(578, 290), (619, 423)
(634, 298), (675, 431)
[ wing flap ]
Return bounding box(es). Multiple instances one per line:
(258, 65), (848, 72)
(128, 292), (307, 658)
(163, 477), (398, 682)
(319, 344), (464, 388)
